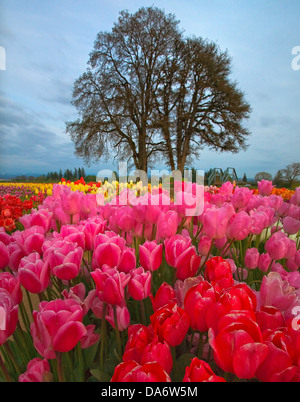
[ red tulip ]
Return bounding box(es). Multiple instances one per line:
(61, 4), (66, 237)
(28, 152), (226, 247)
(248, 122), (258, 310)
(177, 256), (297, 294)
(184, 280), (218, 332)
(150, 301), (190, 347)
(204, 256), (234, 290)
(209, 314), (268, 379)
(111, 360), (171, 382)
(150, 282), (176, 311)
(123, 324), (153, 363)
(140, 336), (173, 374)
(183, 357), (226, 382)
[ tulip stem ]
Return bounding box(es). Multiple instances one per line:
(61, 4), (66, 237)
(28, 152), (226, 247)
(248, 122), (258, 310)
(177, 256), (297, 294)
(0, 352), (12, 382)
(56, 352), (64, 382)
(100, 303), (107, 370)
(113, 306), (122, 361)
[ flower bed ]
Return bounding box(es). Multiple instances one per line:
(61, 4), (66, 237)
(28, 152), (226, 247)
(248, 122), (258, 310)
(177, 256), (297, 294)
(0, 180), (299, 382)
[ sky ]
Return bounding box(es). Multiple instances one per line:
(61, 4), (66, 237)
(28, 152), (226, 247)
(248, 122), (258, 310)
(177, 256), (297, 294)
(0, 0), (299, 179)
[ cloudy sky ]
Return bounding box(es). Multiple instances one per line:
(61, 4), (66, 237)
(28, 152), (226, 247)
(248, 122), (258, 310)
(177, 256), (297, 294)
(0, 0), (299, 179)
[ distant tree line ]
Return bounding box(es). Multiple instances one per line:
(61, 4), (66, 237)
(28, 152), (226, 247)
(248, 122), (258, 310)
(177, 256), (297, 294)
(255, 162), (300, 189)
(46, 167), (86, 181)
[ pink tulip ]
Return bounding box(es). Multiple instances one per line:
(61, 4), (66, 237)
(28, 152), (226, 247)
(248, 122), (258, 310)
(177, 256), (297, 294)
(105, 305), (130, 331)
(19, 253), (50, 294)
(290, 187), (300, 205)
(46, 242), (83, 280)
(201, 204), (235, 239)
(0, 272), (22, 304)
(118, 247), (136, 273)
(91, 266), (130, 306)
(114, 206), (135, 232)
(128, 267), (151, 300)
(53, 225), (85, 250)
(81, 218), (106, 251)
(283, 216), (300, 235)
(93, 242), (122, 270)
(231, 187), (253, 210)
(7, 241), (26, 272)
(258, 272), (298, 319)
(19, 209), (53, 234)
(0, 227), (10, 245)
(258, 179), (274, 196)
(60, 187), (81, 216)
(226, 211), (251, 241)
(164, 234), (201, 280)
(80, 324), (100, 349)
(61, 283), (90, 315)
(19, 358), (52, 382)
(30, 299), (87, 358)
(258, 252), (273, 272)
(139, 240), (163, 272)
(0, 288), (19, 345)
(156, 210), (179, 241)
(265, 232), (296, 261)
(244, 248), (260, 270)
(198, 236), (212, 256)
(0, 241), (9, 270)
(249, 210), (269, 235)
(12, 226), (45, 256)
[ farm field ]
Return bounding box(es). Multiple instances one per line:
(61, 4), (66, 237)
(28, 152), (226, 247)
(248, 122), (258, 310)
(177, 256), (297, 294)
(0, 179), (299, 382)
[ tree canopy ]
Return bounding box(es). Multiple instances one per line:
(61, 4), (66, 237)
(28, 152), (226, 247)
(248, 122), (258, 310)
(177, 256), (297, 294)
(67, 6), (251, 173)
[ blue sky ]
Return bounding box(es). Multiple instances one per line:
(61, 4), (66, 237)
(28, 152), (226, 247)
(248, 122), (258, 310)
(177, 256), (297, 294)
(0, 0), (299, 179)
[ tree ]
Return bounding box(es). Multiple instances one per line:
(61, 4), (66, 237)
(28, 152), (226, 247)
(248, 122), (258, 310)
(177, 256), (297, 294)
(67, 6), (251, 173)
(67, 7), (181, 172)
(154, 37), (251, 171)
(254, 171), (273, 183)
(274, 162), (300, 188)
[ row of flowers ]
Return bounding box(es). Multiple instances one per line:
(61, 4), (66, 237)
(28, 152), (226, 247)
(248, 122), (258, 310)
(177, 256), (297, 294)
(0, 179), (299, 382)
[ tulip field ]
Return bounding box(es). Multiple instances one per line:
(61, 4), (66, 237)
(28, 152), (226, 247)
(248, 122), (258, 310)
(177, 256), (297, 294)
(0, 178), (299, 383)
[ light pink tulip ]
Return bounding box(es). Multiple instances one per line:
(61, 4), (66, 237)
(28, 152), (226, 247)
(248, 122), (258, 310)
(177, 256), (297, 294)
(244, 248), (260, 270)
(226, 211), (251, 241)
(283, 216), (300, 235)
(265, 232), (296, 261)
(12, 226), (45, 256)
(258, 180), (274, 196)
(156, 210), (179, 241)
(201, 204), (234, 239)
(258, 272), (298, 319)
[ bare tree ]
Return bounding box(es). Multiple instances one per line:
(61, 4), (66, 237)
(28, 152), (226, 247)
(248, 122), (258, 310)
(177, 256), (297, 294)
(66, 7), (181, 171)
(154, 37), (251, 171)
(67, 7), (251, 173)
